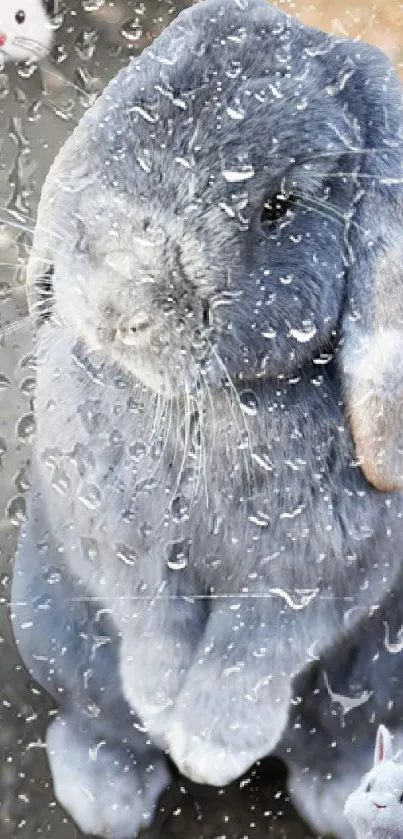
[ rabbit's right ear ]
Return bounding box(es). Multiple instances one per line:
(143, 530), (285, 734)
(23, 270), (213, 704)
(340, 43), (403, 492)
(374, 725), (393, 765)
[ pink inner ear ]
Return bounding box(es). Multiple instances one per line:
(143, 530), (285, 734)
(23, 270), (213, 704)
(377, 729), (385, 763)
(379, 736), (384, 761)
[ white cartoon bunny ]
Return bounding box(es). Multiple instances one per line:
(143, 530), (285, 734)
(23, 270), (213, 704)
(0, 0), (52, 63)
(345, 725), (403, 838)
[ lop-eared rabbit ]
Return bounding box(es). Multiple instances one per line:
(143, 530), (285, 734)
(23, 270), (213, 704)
(11, 0), (403, 835)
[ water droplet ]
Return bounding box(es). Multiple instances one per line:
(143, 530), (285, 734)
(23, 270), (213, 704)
(6, 495), (26, 526)
(289, 324), (317, 343)
(166, 540), (190, 571)
(40, 447), (60, 469)
(44, 569), (62, 586)
(261, 327), (276, 339)
(248, 508), (270, 527)
(226, 104), (245, 120)
(384, 621), (403, 654)
(52, 466), (72, 496)
(14, 466), (31, 493)
(20, 376), (36, 396)
(0, 73), (10, 100)
(150, 439), (164, 460)
(17, 62), (37, 80)
(75, 65), (102, 107)
(222, 165), (255, 183)
(78, 483), (102, 510)
(0, 374), (11, 391)
(135, 477), (158, 495)
(51, 43), (69, 65)
(251, 446), (273, 472)
(139, 521), (152, 538)
(131, 104), (158, 124)
(75, 28), (99, 61)
(116, 543), (137, 566)
(239, 389), (258, 416)
(85, 701), (101, 719)
(129, 441), (147, 461)
(120, 18), (146, 43)
(171, 495), (190, 524)
(81, 0), (105, 11)
(284, 458), (306, 473)
(108, 429), (124, 451)
(19, 353), (36, 371)
(81, 537), (99, 562)
(35, 594), (52, 611)
(16, 412), (35, 442)
(269, 587), (319, 610)
(280, 503), (306, 520)
(70, 443), (96, 477)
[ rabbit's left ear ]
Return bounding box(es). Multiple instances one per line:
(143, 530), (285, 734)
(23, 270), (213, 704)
(374, 725), (393, 765)
(340, 44), (403, 491)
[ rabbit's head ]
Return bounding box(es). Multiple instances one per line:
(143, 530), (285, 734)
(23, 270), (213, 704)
(0, 0), (52, 62)
(28, 0), (403, 487)
(344, 725), (403, 838)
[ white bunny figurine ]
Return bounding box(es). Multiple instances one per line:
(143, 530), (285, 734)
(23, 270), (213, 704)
(344, 725), (403, 839)
(0, 0), (53, 63)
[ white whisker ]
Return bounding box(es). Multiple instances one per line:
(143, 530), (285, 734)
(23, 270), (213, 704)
(0, 316), (31, 338)
(208, 342), (254, 498)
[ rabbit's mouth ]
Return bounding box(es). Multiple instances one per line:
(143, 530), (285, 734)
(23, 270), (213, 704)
(86, 317), (221, 395)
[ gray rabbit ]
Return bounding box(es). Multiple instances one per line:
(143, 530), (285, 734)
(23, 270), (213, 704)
(11, 0), (403, 835)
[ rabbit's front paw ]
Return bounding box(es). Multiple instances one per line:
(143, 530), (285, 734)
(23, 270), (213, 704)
(168, 721), (256, 785)
(118, 594), (206, 747)
(167, 669), (292, 785)
(47, 713), (170, 838)
(119, 630), (197, 747)
(121, 668), (176, 748)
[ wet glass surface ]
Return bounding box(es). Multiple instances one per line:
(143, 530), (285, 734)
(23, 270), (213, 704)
(1, 2), (402, 837)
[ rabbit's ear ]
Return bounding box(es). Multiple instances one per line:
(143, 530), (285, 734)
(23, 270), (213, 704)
(27, 101), (96, 328)
(340, 45), (403, 491)
(374, 725), (393, 765)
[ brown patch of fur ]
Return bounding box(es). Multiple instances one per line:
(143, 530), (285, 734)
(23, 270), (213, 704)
(373, 244), (403, 332)
(349, 389), (403, 491)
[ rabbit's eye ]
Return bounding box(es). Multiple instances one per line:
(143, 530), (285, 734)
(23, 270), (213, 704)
(15, 10), (26, 24)
(365, 781), (373, 793)
(260, 193), (293, 225)
(399, 792), (403, 803)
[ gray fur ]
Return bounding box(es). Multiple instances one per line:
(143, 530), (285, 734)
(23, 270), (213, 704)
(11, 0), (403, 835)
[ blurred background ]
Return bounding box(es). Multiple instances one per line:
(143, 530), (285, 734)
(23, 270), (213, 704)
(0, 1), (402, 837)
(282, 0), (403, 69)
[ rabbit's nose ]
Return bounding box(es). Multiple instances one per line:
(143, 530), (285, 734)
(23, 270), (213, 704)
(0, 34), (7, 47)
(374, 803), (387, 809)
(117, 313), (151, 345)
